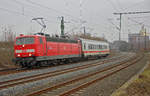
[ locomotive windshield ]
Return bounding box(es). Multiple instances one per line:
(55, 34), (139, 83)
(16, 37), (35, 45)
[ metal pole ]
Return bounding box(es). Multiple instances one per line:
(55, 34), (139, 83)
(119, 13), (122, 41)
(145, 29), (146, 50)
(83, 26), (86, 35)
(80, 0), (83, 33)
(61, 16), (65, 37)
(138, 37), (139, 50)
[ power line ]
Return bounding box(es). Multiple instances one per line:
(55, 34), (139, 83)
(0, 7), (59, 24)
(107, 18), (120, 31)
(8, 0), (78, 25)
(122, 1), (143, 11)
(128, 17), (150, 28)
(24, 0), (100, 33)
(106, 0), (118, 11)
(115, 0), (124, 11)
(25, 0), (82, 22)
(2, 0), (70, 24)
(10, 0), (58, 19)
(113, 11), (150, 41)
(20, 0), (84, 26)
(0, 7), (33, 18)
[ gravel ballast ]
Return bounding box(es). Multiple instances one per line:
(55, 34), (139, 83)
(0, 54), (124, 82)
(0, 53), (133, 96)
(72, 53), (147, 96)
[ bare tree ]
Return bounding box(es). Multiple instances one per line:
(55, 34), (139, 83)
(0, 25), (16, 68)
(1, 25), (16, 42)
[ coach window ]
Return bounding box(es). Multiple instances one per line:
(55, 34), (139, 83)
(39, 37), (43, 44)
(88, 44), (90, 49)
(104, 45), (106, 49)
(99, 45), (101, 49)
(102, 45), (104, 49)
(89, 44), (91, 49)
(89, 44), (92, 49)
(91, 45), (93, 49)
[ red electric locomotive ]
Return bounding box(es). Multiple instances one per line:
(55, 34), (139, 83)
(14, 33), (82, 67)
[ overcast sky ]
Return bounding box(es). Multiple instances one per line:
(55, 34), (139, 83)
(0, 0), (149, 42)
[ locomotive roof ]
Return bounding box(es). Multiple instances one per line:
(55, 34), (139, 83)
(16, 35), (78, 43)
(45, 36), (78, 43)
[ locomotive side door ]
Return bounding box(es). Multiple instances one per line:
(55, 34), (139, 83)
(39, 37), (47, 56)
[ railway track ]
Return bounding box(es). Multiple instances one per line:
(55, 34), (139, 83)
(0, 53), (117, 76)
(0, 54), (126, 90)
(0, 68), (19, 72)
(26, 54), (143, 96)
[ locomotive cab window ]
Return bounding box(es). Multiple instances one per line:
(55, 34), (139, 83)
(16, 37), (34, 45)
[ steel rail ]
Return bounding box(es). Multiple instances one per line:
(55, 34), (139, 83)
(0, 55), (126, 89)
(0, 53), (118, 76)
(26, 54), (141, 96)
(59, 55), (143, 96)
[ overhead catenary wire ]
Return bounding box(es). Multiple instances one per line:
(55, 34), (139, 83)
(0, 6), (59, 24)
(115, 0), (124, 11)
(128, 17), (150, 28)
(3, 0), (99, 29)
(25, 0), (83, 22)
(15, 0), (100, 35)
(0, 7), (33, 18)
(0, 0), (61, 24)
(6, 0), (80, 26)
(106, 0), (119, 12)
(122, 1), (144, 11)
(10, 0), (59, 19)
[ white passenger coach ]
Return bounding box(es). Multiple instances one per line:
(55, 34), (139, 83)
(80, 38), (110, 57)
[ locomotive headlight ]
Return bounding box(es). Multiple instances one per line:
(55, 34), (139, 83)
(17, 54), (20, 57)
(29, 54), (32, 56)
(26, 49), (35, 53)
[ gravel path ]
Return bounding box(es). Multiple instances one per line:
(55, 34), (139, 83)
(73, 53), (147, 96)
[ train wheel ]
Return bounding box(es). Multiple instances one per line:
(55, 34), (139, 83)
(36, 62), (41, 67)
(20, 62), (26, 68)
(26, 63), (32, 69)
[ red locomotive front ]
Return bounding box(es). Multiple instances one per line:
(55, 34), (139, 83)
(14, 34), (46, 67)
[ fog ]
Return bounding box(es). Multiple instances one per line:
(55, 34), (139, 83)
(0, 0), (149, 42)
